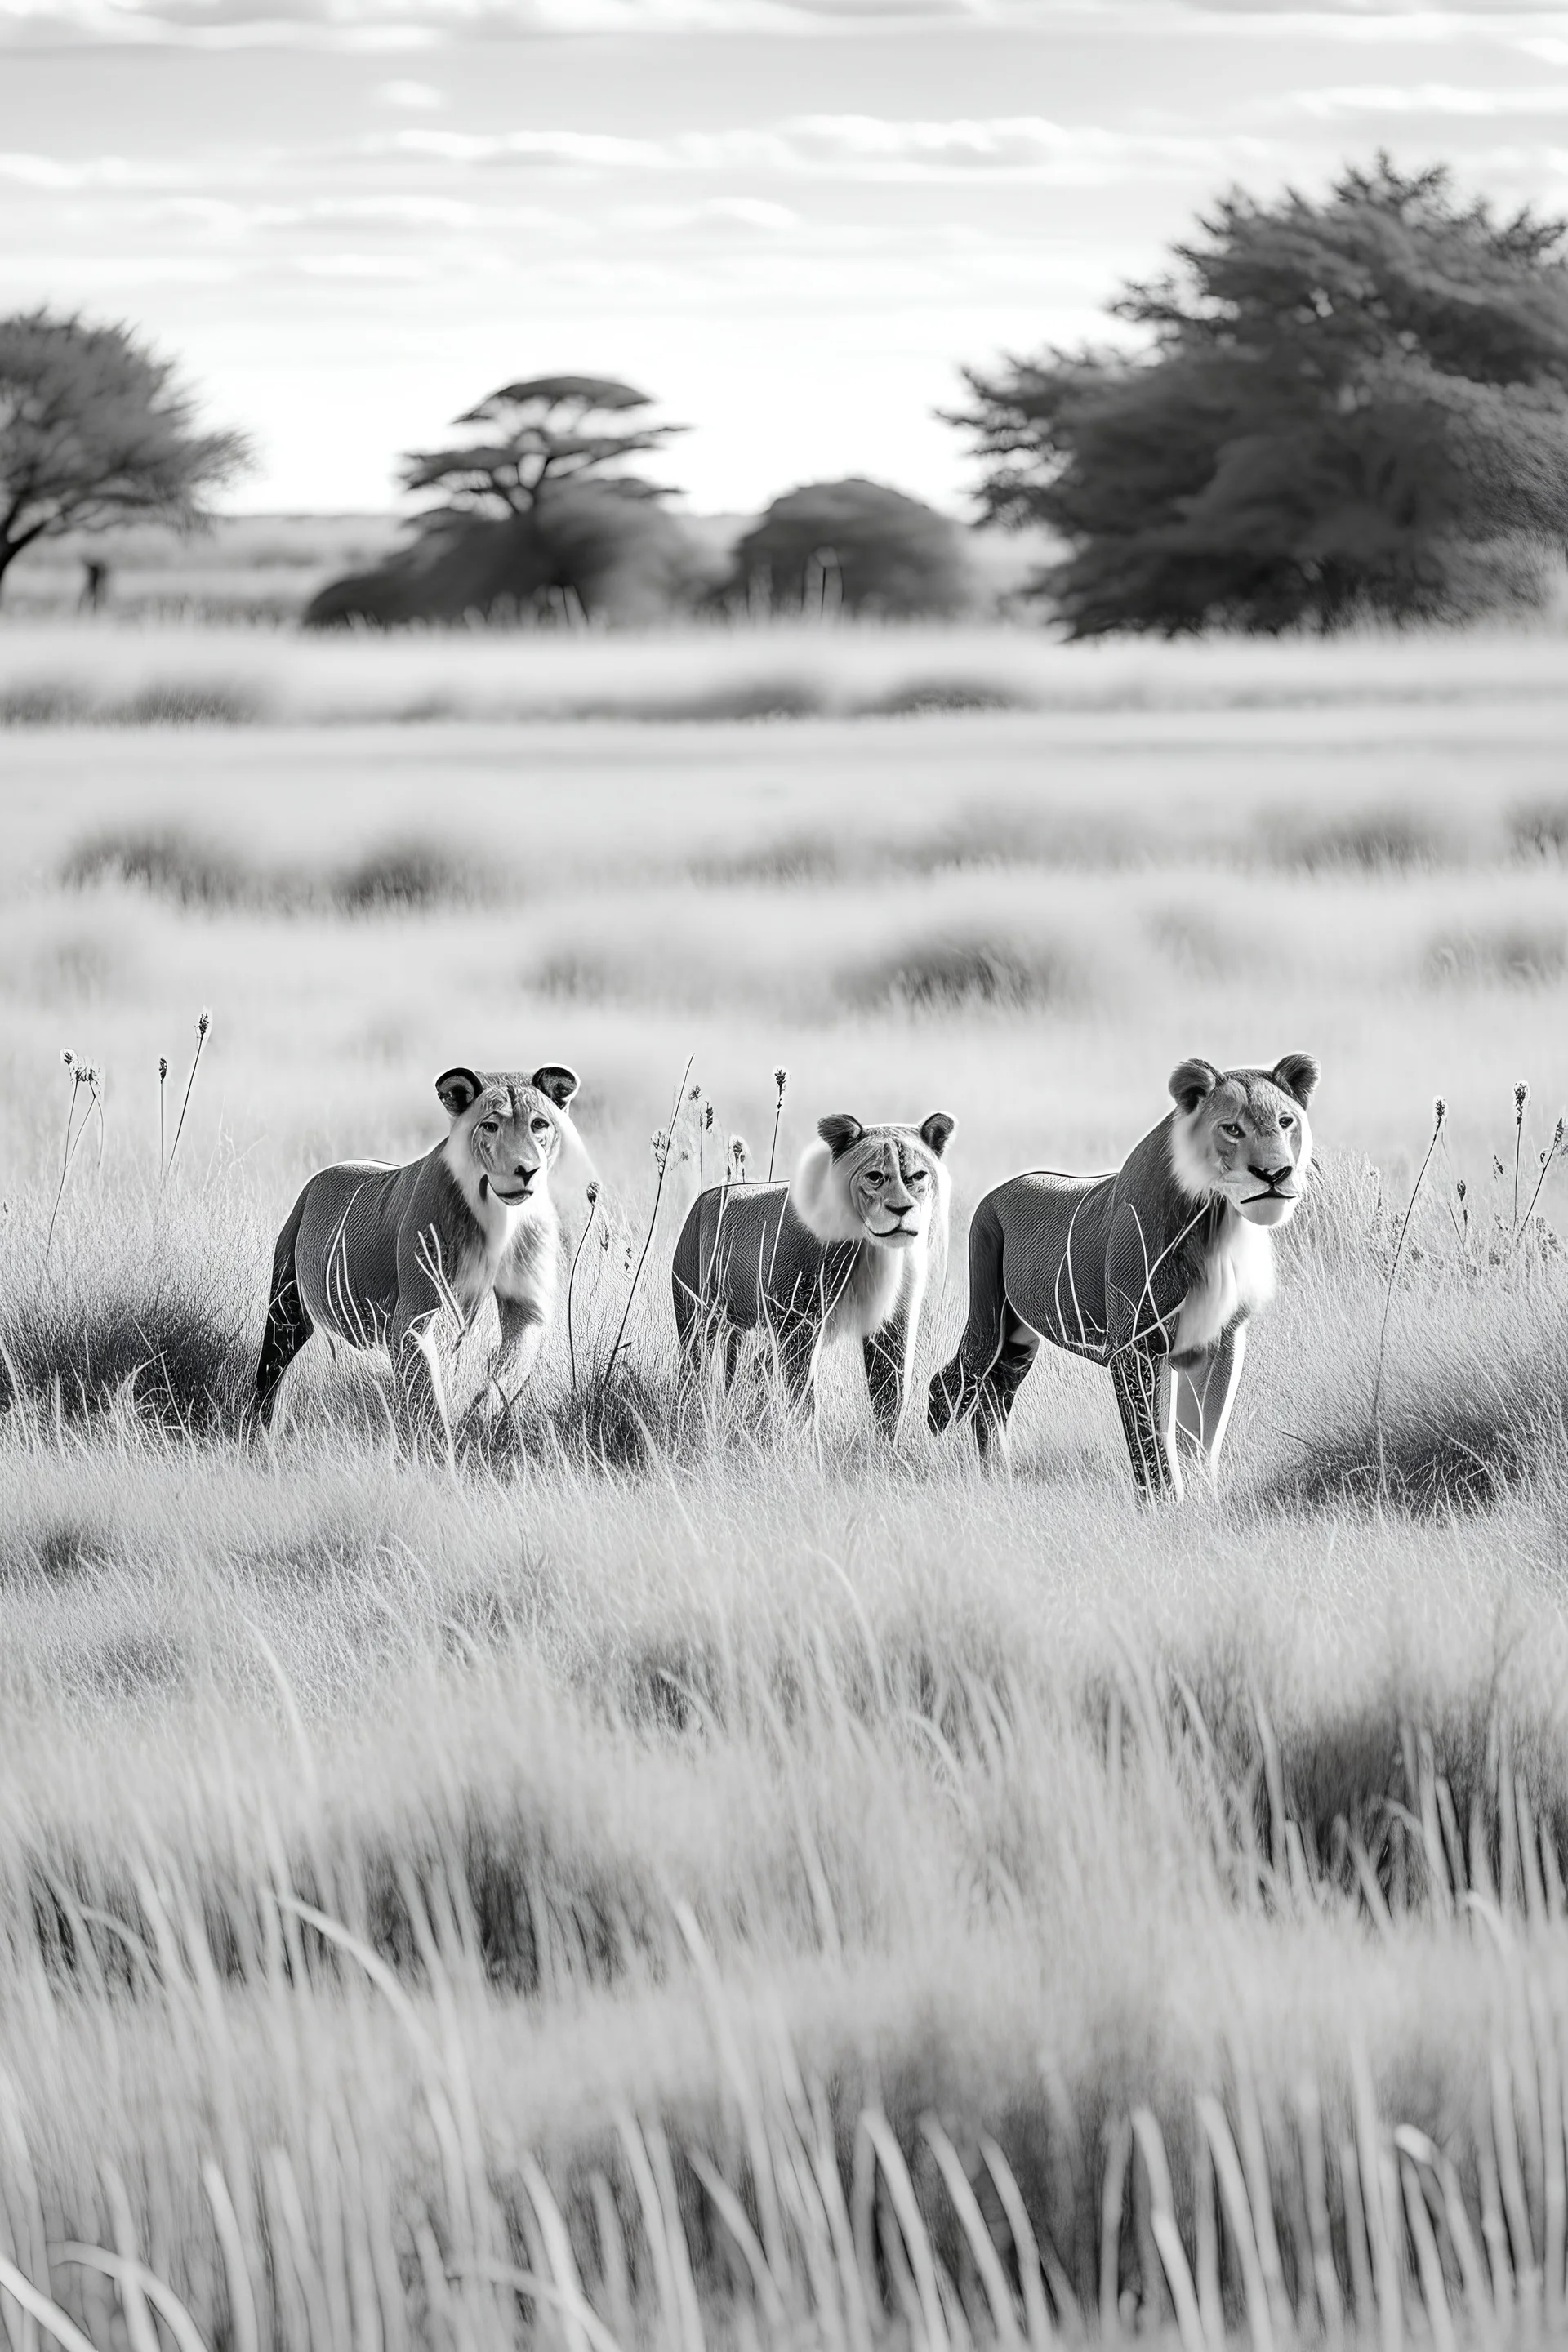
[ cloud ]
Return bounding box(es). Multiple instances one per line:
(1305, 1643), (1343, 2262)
(16, 0), (1568, 54)
(385, 113), (1272, 182)
(1293, 78), (1568, 112)
(373, 76), (443, 102)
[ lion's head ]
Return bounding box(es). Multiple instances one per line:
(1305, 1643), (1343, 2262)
(436, 1063), (580, 1208)
(1167, 1054), (1319, 1229)
(795, 1111), (956, 1251)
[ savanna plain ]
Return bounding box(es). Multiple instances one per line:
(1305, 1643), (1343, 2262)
(6, 623), (1568, 2352)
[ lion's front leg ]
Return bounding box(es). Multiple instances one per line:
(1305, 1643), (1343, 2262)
(391, 1312), (457, 1455)
(492, 1294), (549, 1410)
(1108, 1343), (1183, 1502)
(768, 1311), (820, 1425)
(862, 1314), (911, 1441)
(1173, 1322), (1246, 1485)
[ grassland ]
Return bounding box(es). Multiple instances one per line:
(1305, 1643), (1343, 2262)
(2, 630), (1568, 2352)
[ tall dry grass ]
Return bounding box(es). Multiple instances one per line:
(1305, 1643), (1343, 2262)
(5, 612), (1568, 729)
(0, 686), (1566, 2345)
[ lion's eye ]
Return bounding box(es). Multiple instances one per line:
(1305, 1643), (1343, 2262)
(910, 1169), (928, 1186)
(863, 1172), (884, 1187)
(1279, 1113), (1294, 1129)
(530, 1116), (551, 1134)
(1219, 1121), (1245, 1140)
(479, 1119), (500, 1134)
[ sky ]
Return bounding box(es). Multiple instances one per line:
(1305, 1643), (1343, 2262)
(9, 0), (1568, 514)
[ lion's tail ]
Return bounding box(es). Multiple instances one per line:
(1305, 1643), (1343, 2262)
(928, 1190), (1007, 1435)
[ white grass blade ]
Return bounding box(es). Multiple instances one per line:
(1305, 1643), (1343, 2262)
(1129, 2110), (1209, 2352)
(919, 2116), (1022, 2351)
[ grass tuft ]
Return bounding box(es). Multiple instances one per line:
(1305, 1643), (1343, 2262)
(0, 678), (94, 725)
(108, 680), (265, 726)
(1265, 807), (1448, 872)
(1423, 921), (1568, 987)
(331, 837), (485, 912)
(0, 1196), (254, 1435)
(61, 825), (254, 908)
(844, 931), (1078, 1013)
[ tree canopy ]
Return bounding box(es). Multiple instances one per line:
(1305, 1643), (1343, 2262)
(399, 376), (684, 518)
(951, 159), (1568, 634)
(726, 479), (969, 617)
(307, 377), (712, 628)
(0, 310), (250, 596)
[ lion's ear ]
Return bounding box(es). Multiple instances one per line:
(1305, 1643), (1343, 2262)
(435, 1066), (484, 1117)
(1272, 1052), (1320, 1108)
(1168, 1058), (1222, 1115)
(919, 1111), (956, 1159)
(817, 1114), (864, 1159)
(532, 1063), (580, 1111)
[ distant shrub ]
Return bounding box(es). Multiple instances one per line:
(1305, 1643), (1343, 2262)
(1424, 924), (1568, 987)
(635, 676), (829, 723)
(532, 949), (621, 1002)
(1144, 907), (1248, 978)
(61, 824), (255, 908)
(332, 838), (481, 913)
(109, 679), (263, 725)
(1264, 808), (1446, 873)
(693, 833), (842, 887)
(1512, 801), (1568, 860)
(858, 676), (1030, 717)
(844, 932), (1076, 1013)
(896, 808), (1134, 874)
(63, 825), (492, 915)
(724, 479), (970, 619)
(306, 483), (719, 631)
(0, 678), (92, 725)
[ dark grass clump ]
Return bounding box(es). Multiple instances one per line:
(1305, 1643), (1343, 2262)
(843, 932), (1077, 1014)
(108, 682), (264, 726)
(61, 825), (258, 910)
(856, 675), (1033, 718)
(0, 1513), (116, 1585)
(0, 1203), (254, 1437)
(0, 1283), (248, 1436)
(330, 836), (486, 913)
(1268, 1405), (1539, 1518)
(692, 832), (844, 887)
(0, 679), (94, 726)
(61, 825), (496, 916)
(483, 1358), (683, 1477)
(1512, 800), (1568, 861)
(626, 676), (829, 723)
(1423, 924), (1568, 988)
(1262, 807), (1447, 874)
(894, 808), (1134, 874)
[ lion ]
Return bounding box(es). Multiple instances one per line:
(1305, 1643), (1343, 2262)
(929, 1054), (1319, 1498)
(672, 1110), (956, 1437)
(253, 1062), (581, 1433)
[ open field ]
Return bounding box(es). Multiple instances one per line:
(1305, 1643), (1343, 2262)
(7, 611), (1568, 728)
(2, 651), (1568, 2352)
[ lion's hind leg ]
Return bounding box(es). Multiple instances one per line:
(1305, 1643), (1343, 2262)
(972, 1306), (1040, 1462)
(929, 1191), (1013, 1440)
(253, 1192), (314, 1430)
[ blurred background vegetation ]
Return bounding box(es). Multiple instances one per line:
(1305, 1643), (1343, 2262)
(9, 156), (1568, 637)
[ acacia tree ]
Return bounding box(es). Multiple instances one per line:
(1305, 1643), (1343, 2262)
(0, 310), (250, 599)
(950, 159), (1568, 634)
(305, 376), (707, 626)
(399, 376), (684, 517)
